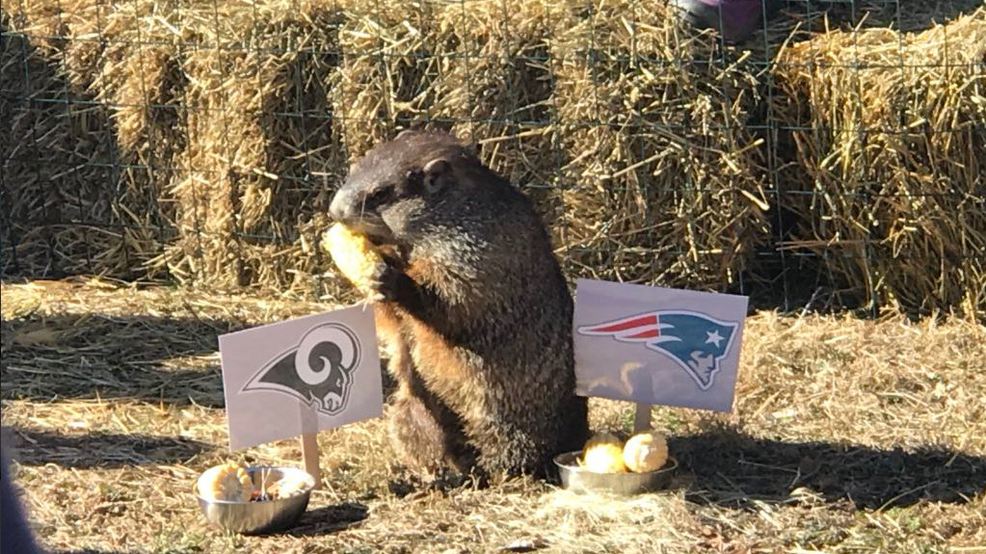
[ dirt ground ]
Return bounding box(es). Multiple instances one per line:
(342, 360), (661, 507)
(1, 278), (984, 553)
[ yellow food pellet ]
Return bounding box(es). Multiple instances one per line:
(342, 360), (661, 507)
(580, 432), (627, 474)
(199, 461), (254, 502)
(321, 223), (385, 294)
(622, 430), (669, 473)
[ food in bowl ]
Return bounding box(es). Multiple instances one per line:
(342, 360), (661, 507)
(197, 462), (311, 503)
(577, 430), (670, 474)
(622, 430), (669, 473)
(579, 432), (628, 473)
(198, 461), (254, 502)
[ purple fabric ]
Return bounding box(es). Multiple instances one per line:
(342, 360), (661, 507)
(674, 0), (768, 42)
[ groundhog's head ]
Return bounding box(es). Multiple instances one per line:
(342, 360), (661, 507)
(329, 130), (513, 247)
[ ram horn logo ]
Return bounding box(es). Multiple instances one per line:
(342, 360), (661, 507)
(242, 322), (361, 415)
(578, 310), (738, 391)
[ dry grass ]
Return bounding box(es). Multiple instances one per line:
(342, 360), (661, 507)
(771, 8), (986, 318)
(2, 278), (984, 553)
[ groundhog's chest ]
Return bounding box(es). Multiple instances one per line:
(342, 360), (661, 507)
(404, 319), (492, 407)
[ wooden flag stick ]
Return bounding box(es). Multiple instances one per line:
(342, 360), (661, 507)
(633, 403), (652, 433)
(300, 433), (320, 489)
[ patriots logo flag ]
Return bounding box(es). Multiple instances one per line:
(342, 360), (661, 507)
(572, 278), (748, 413)
(577, 311), (738, 391)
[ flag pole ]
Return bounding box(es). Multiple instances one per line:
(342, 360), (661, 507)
(633, 403), (652, 433)
(300, 433), (320, 490)
(298, 402), (321, 490)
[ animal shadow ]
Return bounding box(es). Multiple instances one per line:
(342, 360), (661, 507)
(671, 429), (986, 510)
(287, 501), (370, 536)
(8, 427), (212, 469)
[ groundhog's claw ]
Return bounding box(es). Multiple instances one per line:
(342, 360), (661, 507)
(367, 263), (403, 302)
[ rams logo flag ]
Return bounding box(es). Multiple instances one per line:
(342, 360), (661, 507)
(242, 322), (361, 416)
(218, 306), (383, 450)
(573, 279), (748, 413)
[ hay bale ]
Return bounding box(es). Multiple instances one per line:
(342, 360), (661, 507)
(8, 0), (980, 320)
(6, 1), (362, 297)
(2, 0), (183, 281)
(0, 13), (74, 276)
(329, 0), (771, 290)
(547, 0), (770, 289)
(331, 0), (566, 232)
(331, 0), (441, 162)
(5, 0), (771, 296)
(772, 8), (986, 318)
(147, 3), (348, 297)
(426, 0), (563, 223)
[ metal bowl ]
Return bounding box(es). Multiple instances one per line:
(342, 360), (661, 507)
(554, 451), (678, 496)
(195, 466), (315, 535)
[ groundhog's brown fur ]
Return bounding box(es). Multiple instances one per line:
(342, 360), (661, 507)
(329, 130), (589, 479)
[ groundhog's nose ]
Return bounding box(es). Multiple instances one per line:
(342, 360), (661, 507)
(329, 188), (354, 223)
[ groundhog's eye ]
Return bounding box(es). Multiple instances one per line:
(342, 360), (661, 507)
(366, 185), (394, 208)
(405, 169), (424, 190)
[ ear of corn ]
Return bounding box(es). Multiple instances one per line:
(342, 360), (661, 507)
(321, 223), (387, 295)
(580, 432), (627, 473)
(198, 461), (254, 502)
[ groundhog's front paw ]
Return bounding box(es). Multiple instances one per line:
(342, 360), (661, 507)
(366, 263), (403, 303)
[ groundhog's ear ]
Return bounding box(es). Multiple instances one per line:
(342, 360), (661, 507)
(422, 158), (452, 194)
(395, 128), (418, 141)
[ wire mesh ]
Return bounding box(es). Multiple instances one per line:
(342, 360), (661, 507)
(1, 0), (983, 319)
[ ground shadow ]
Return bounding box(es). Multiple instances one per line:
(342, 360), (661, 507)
(1, 312), (397, 408)
(1, 313), (236, 407)
(285, 501), (369, 537)
(7, 427), (212, 469)
(669, 429), (986, 510)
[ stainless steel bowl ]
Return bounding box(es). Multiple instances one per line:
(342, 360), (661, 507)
(196, 466), (315, 535)
(554, 451), (678, 495)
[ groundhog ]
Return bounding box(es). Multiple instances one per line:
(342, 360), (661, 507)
(328, 129), (589, 479)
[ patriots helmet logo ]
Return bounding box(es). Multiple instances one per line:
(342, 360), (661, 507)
(242, 322), (361, 415)
(578, 311), (738, 391)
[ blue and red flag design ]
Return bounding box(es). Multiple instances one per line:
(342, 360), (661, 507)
(577, 310), (739, 391)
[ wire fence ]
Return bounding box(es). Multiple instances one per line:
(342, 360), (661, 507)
(1, 0), (983, 319)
